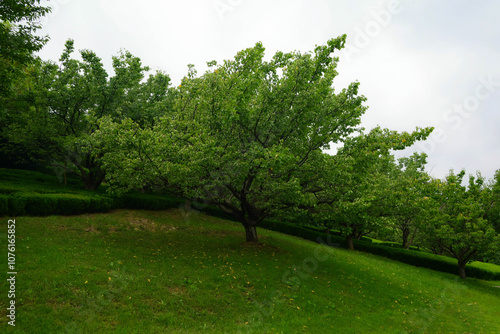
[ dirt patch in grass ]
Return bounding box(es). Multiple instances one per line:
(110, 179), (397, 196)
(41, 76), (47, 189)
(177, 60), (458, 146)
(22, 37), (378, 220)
(121, 211), (178, 232)
(240, 240), (278, 250)
(128, 218), (177, 232)
(168, 286), (187, 296)
(199, 228), (243, 239)
(84, 225), (101, 233)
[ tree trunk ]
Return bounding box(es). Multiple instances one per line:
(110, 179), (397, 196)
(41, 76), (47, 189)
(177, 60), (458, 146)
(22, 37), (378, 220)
(83, 177), (100, 191)
(244, 224), (258, 242)
(458, 262), (467, 279)
(407, 229), (418, 250)
(346, 235), (354, 250)
(64, 160), (67, 185)
(402, 227), (410, 249)
(82, 170), (106, 191)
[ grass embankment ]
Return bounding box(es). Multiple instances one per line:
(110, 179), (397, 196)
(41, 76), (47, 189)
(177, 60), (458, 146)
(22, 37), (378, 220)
(1, 209), (499, 333)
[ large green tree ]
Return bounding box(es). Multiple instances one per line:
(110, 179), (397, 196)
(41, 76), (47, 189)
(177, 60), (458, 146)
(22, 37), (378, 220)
(97, 36), (369, 242)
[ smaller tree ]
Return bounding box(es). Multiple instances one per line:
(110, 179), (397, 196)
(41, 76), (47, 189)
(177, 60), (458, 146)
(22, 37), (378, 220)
(424, 171), (500, 279)
(385, 153), (431, 249)
(313, 126), (433, 250)
(483, 170), (500, 235)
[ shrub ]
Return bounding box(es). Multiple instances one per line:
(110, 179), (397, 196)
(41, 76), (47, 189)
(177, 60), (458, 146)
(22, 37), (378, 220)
(90, 195), (113, 213)
(5, 192), (57, 216)
(0, 194), (8, 215)
(260, 220), (345, 247)
(50, 193), (113, 215)
(113, 193), (184, 211)
(23, 193), (58, 215)
(3, 192), (114, 216)
(52, 194), (89, 215)
(259, 220), (500, 280)
(8, 194), (27, 216)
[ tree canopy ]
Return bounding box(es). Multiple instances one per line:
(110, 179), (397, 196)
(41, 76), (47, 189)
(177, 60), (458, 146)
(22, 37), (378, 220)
(97, 36), (374, 241)
(3, 39), (171, 189)
(96, 36), (437, 243)
(0, 0), (50, 97)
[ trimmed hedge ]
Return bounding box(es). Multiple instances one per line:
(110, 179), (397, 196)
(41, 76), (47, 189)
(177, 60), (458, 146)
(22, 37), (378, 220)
(3, 192), (114, 216)
(113, 193), (184, 211)
(259, 219), (500, 281)
(0, 194), (8, 215)
(0, 191), (186, 217)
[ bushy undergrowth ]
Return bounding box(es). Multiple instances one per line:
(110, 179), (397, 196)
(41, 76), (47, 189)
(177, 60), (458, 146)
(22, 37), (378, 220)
(113, 193), (184, 211)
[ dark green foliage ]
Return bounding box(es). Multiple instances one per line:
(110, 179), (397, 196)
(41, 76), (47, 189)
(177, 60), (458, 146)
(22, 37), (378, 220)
(260, 220), (345, 247)
(0, 190), (184, 216)
(52, 193), (89, 215)
(52, 193), (113, 215)
(113, 193), (183, 211)
(0, 168), (182, 215)
(21, 192), (58, 215)
(3, 192), (113, 216)
(7, 193), (27, 215)
(0, 194), (8, 215)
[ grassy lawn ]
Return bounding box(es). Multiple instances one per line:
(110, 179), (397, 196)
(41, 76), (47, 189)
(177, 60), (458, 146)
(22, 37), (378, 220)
(1, 209), (499, 333)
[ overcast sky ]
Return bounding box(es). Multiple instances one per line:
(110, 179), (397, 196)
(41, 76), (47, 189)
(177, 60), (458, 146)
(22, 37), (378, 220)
(36, 0), (500, 181)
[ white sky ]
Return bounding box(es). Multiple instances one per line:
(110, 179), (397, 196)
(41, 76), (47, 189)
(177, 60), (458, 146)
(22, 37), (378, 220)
(36, 0), (500, 181)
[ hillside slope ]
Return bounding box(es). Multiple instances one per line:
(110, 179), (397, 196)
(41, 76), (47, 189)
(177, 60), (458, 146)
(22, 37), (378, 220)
(1, 209), (499, 333)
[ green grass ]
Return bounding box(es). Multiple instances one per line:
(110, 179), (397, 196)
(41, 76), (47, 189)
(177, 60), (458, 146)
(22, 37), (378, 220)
(1, 209), (499, 333)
